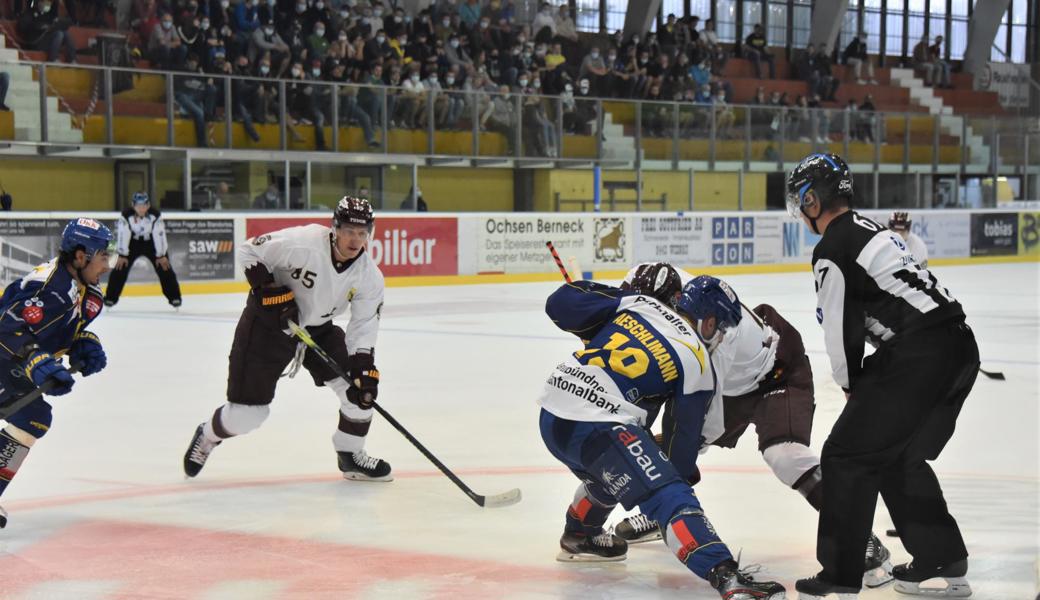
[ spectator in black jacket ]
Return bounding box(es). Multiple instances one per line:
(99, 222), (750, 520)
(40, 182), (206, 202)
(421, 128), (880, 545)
(814, 43), (839, 101)
(174, 54), (214, 147)
(743, 24), (774, 79)
(842, 32), (876, 84)
(231, 53), (262, 142)
(18, 1), (77, 63)
(287, 61), (327, 150)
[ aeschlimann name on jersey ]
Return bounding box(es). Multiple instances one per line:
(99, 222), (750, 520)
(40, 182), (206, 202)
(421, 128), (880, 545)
(611, 313), (679, 383)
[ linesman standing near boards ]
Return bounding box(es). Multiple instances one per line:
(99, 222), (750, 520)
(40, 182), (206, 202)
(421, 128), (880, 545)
(104, 191), (183, 308)
(786, 153), (979, 599)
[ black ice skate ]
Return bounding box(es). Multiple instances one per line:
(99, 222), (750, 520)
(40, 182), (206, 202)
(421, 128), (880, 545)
(892, 559), (971, 598)
(0, 505), (7, 529)
(863, 533), (894, 588)
(795, 573), (859, 599)
(556, 530), (627, 562)
(613, 513), (663, 544)
(709, 560), (786, 600)
(337, 450), (393, 481)
(183, 423), (220, 478)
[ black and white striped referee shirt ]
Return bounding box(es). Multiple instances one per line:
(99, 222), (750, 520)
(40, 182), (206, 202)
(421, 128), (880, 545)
(811, 210), (964, 391)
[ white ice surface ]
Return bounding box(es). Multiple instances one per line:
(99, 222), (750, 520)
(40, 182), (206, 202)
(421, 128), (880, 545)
(0, 263), (1036, 599)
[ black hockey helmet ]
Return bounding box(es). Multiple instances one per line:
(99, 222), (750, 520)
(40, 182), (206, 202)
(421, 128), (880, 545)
(888, 210), (911, 232)
(786, 153), (853, 233)
(621, 262), (683, 307)
(333, 196), (374, 232)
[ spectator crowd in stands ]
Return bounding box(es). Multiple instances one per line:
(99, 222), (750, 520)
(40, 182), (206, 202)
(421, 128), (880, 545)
(6, 0), (927, 151)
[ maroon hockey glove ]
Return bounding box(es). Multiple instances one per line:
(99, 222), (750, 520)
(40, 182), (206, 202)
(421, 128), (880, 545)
(346, 352), (379, 409)
(253, 285), (299, 334)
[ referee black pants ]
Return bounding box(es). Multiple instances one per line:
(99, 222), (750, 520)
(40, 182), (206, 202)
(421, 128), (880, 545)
(817, 319), (978, 588)
(104, 239), (182, 304)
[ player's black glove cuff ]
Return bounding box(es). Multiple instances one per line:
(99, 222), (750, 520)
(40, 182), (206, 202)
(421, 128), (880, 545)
(346, 351), (379, 409)
(251, 285), (299, 334)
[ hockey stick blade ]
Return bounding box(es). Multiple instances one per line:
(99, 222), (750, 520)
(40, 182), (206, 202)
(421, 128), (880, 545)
(288, 321), (523, 509)
(978, 367), (1005, 381)
(478, 487), (523, 508)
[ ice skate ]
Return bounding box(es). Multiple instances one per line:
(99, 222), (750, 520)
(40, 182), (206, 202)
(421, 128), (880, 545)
(796, 573), (858, 599)
(613, 513), (663, 544)
(556, 530), (627, 562)
(183, 423), (220, 478)
(863, 533), (894, 588)
(0, 504), (7, 529)
(337, 450), (393, 481)
(893, 559), (971, 597)
(710, 560), (785, 599)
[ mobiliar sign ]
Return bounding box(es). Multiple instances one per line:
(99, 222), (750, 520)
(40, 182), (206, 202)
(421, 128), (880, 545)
(245, 216), (458, 276)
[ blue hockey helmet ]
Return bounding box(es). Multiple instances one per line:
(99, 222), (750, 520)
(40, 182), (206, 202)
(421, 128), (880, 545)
(675, 276), (742, 349)
(61, 218), (112, 258)
(132, 191), (150, 205)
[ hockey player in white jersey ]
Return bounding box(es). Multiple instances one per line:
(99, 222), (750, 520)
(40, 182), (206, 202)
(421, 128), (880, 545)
(888, 211), (928, 268)
(538, 279), (785, 600)
(182, 197), (391, 481)
(104, 191), (183, 308)
(614, 263), (893, 589)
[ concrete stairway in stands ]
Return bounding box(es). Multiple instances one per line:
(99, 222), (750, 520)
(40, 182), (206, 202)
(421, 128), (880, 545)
(598, 111), (638, 162)
(0, 33), (83, 144)
(890, 68), (989, 165)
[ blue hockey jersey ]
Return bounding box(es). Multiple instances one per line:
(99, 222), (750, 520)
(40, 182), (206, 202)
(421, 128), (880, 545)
(538, 281), (724, 480)
(0, 259), (105, 365)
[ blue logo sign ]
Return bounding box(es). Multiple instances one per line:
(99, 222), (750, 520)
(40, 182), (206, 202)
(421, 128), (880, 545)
(783, 222), (801, 257)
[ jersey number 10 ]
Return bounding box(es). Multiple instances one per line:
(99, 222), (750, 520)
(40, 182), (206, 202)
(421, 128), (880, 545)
(575, 332), (650, 379)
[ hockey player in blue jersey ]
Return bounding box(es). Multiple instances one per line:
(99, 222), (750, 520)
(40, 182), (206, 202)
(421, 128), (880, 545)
(537, 278), (785, 600)
(0, 218), (112, 528)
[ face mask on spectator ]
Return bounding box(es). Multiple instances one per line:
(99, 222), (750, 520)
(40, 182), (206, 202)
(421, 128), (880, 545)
(512, 48), (520, 56)
(41, 2), (52, 10)
(162, 19), (173, 29)
(580, 83), (589, 93)
(312, 68), (321, 76)
(296, 3), (306, 13)
(533, 78), (541, 88)
(292, 68), (303, 77)
(411, 73), (421, 82)
(450, 40), (459, 48)
(446, 75), (455, 85)
(480, 20), (489, 29)
(201, 20), (210, 29)
(260, 64), (270, 74)
(264, 26), (274, 36)
(564, 84), (572, 92)
(429, 75), (438, 84)
(339, 33), (348, 42)
(518, 78), (528, 87)
(517, 35), (526, 43)
(398, 37), (406, 45)
(376, 35), (386, 44)
(266, 192), (277, 201)
(316, 1), (325, 9)
(373, 8), (382, 16)
(316, 27), (326, 36)
(441, 18), (450, 27)
(608, 53), (616, 61)
(716, 93), (725, 101)
(590, 50), (599, 58)
(220, 0), (229, 8)
(394, 15), (402, 22)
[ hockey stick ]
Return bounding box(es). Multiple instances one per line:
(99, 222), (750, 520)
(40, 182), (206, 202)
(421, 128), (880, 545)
(545, 241), (572, 283)
(0, 362), (83, 421)
(287, 321), (522, 509)
(978, 367), (1005, 381)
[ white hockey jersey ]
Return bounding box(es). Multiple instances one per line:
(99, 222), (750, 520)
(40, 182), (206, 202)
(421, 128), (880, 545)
(239, 224), (384, 352)
(622, 264), (778, 397)
(115, 207), (169, 257)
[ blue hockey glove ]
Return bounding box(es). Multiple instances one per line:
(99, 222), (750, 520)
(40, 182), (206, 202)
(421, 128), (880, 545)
(70, 331), (107, 377)
(23, 349), (75, 396)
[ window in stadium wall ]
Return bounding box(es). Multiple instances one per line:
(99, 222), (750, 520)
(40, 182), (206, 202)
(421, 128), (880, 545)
(1010, 0), (1027, 62)
(863, 0), (882, 54)
(885, 0), (906, 57)
(605, 0), (626, 34)
(690, 0), (711, 21)
(717, 0), (738, 42)
(991, 7), (1009, 61)
(839, 0), (861, 54)
(661, 0), (684, 21)
(928, 0), (946, 53)
(742, 0), (763, 39)
(949, 0), (968, 60)
(907, 0), (926, 50)
(575, 0), (600, 33)
(767, 1), (789, 49)
(792, 0), (812, 49)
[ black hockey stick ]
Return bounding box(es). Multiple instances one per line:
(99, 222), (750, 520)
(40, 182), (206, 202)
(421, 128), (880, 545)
(0, 362), (83, 421)
(978, 367), (1005, 381)
(287, 321), (522, 509)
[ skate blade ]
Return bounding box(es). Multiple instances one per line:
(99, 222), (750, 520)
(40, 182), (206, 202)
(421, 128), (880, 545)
(342, 472), (394, 482)
(555, 550), (626, 563)
(618, 531), (663, 545)
(864, 560), (895, 588)
(894, 577), (972, 597)
(798, 593), (856, 600)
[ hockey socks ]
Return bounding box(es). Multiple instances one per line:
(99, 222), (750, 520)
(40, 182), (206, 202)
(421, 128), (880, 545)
(564, 483), (616, 536)
(0, 428), (33, 498)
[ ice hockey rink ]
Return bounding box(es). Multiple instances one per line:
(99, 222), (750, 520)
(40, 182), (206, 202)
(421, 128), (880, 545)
(0, 262), (1036, 600)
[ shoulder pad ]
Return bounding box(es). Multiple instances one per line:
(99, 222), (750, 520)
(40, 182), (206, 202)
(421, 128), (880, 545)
(148, 206), (162, 217)
(121, 207), (135, 218)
